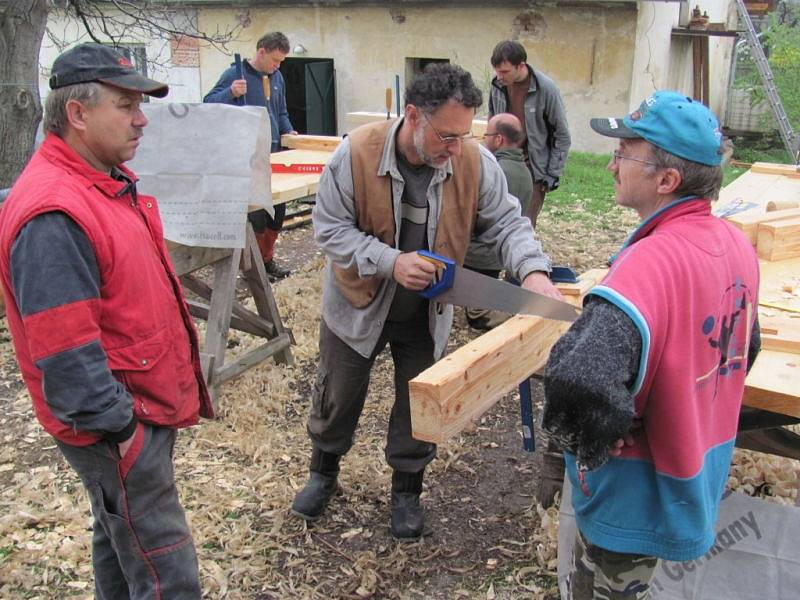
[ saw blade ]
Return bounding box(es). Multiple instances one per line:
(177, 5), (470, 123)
(434, 265), (580, 322)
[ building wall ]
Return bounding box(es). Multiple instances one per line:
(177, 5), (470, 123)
(629, 0), (736, 127)
(197, 4), (639, 153)
(36, 2), (738, 155)
(38, 10), (203, 106)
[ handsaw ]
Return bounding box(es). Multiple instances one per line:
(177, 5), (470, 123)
(417, 251), (580, 322)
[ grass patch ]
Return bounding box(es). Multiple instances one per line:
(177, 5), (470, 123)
(544, 152), (615, 222)
(731, 134), (794, 165)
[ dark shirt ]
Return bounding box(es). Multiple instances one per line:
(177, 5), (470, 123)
(386, 149), (433, 322)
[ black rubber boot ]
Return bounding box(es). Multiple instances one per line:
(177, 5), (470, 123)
(390, 470), (425, 539)
(291, 449), (340, 521)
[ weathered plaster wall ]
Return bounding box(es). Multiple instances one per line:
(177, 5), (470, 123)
(197, 4), (639, 153)
(629, 0), (736, 129)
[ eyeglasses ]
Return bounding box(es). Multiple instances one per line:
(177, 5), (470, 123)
(612, 150), (659, 167)
(422, 112), (475, 144)
(483, 132), (501, 138)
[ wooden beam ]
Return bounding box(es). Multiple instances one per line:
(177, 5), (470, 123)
(166, 243), (231, 277)
(751, 162), (800, 178)
(410, 315), (570, 444)
(557, 268), (607, 297)
(280, 134), (341, 152)
(409, 268), (611, 444)
(760, 333), (800, 354)
(757, 217), (800, 260)
(725, 207), (800, 244)
(766, 200), (799, 212)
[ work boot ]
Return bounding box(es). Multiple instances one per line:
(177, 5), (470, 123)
(291, 449), (341, 521)
(264, 259), (291, 281)
(390, 470), (425, 539)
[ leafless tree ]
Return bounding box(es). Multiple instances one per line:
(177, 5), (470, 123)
(1, 0), (247, 189)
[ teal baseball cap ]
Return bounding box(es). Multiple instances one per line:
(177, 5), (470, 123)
(589, 90), (722, 166)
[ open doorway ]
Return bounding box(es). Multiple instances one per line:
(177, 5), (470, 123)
(281, 57), (336, 136)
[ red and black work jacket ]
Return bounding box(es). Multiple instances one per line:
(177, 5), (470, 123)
(0, 134), (213, 446)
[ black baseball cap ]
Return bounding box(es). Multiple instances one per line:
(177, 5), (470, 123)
(49, 43), (168, 98)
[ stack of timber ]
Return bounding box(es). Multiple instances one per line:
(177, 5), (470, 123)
(722, 162), (800, 260)
(715, 160), (800, 419)
(409, 270), (607, 444)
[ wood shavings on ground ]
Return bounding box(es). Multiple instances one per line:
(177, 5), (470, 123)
(1, 219), (798, 598)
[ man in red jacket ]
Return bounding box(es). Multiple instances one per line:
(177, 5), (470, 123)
(0, 44), (212, 599)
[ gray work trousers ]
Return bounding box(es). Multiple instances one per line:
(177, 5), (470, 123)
(308, 316), (437, 473)
(57, 424), (201, 600)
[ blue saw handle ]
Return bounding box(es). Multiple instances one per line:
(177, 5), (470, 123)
(549, 265), (578, 284)
(417, 250), (456, 299)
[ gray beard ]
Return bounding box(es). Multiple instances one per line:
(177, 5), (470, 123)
(412, 122), (444, 168)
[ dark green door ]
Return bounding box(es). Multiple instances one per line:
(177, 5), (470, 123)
(282, 57), (336, 136)
(304, 60), (336, 135)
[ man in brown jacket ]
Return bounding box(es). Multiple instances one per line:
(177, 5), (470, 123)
(291, 63), (562, 538)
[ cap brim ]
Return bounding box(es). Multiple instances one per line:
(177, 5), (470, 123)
(589, 117), (640, 139)
(99, 73), (169, 98)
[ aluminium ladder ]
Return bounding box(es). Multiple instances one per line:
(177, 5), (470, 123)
(734, 0), (799, 163)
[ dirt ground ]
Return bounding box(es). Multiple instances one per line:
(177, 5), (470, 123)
(1, 208), (798, 599)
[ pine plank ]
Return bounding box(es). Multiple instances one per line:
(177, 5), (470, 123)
(766, 200), (799, 212)
(557, 268), (607, 297)
(745, 350), (800, 418)
(280, 134), (341, 152)
(757, 217), (800, 260)
(410, 314), (570, 444)
(751, 162), (800, 178)
(758, 257), (800, 313)
(760, 333), (800, 354)
(726, 207), (800, 244)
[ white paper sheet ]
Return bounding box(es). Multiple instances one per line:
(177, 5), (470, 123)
(128, 103), (271, 248)
(558, 477), (800, 599)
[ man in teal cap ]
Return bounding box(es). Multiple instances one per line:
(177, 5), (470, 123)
(543, 91), (761, 599)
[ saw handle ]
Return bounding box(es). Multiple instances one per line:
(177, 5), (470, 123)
(417, 250), (455, 299)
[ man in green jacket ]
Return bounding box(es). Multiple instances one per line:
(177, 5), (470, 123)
(464, 113), (534, 330)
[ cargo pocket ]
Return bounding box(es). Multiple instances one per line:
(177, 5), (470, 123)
(106, 327), (180, 422)
(311, 368), (329, 420)
(88, 484), (142, 575)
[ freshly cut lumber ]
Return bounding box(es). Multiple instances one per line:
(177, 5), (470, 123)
(766, 200), (799, 212)
(410, 315), (570, 444)
(745, 350), (800, 418)
(557, 268), (607, 297)
(760, 334), (800, 354)
(757, 217), (800, 261)
(726, 207), (800, 244)
(751, 162), (800, 178)
(280, 134), (341, 152)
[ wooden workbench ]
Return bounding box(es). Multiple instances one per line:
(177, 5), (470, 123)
(167, 144), (334, 405)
